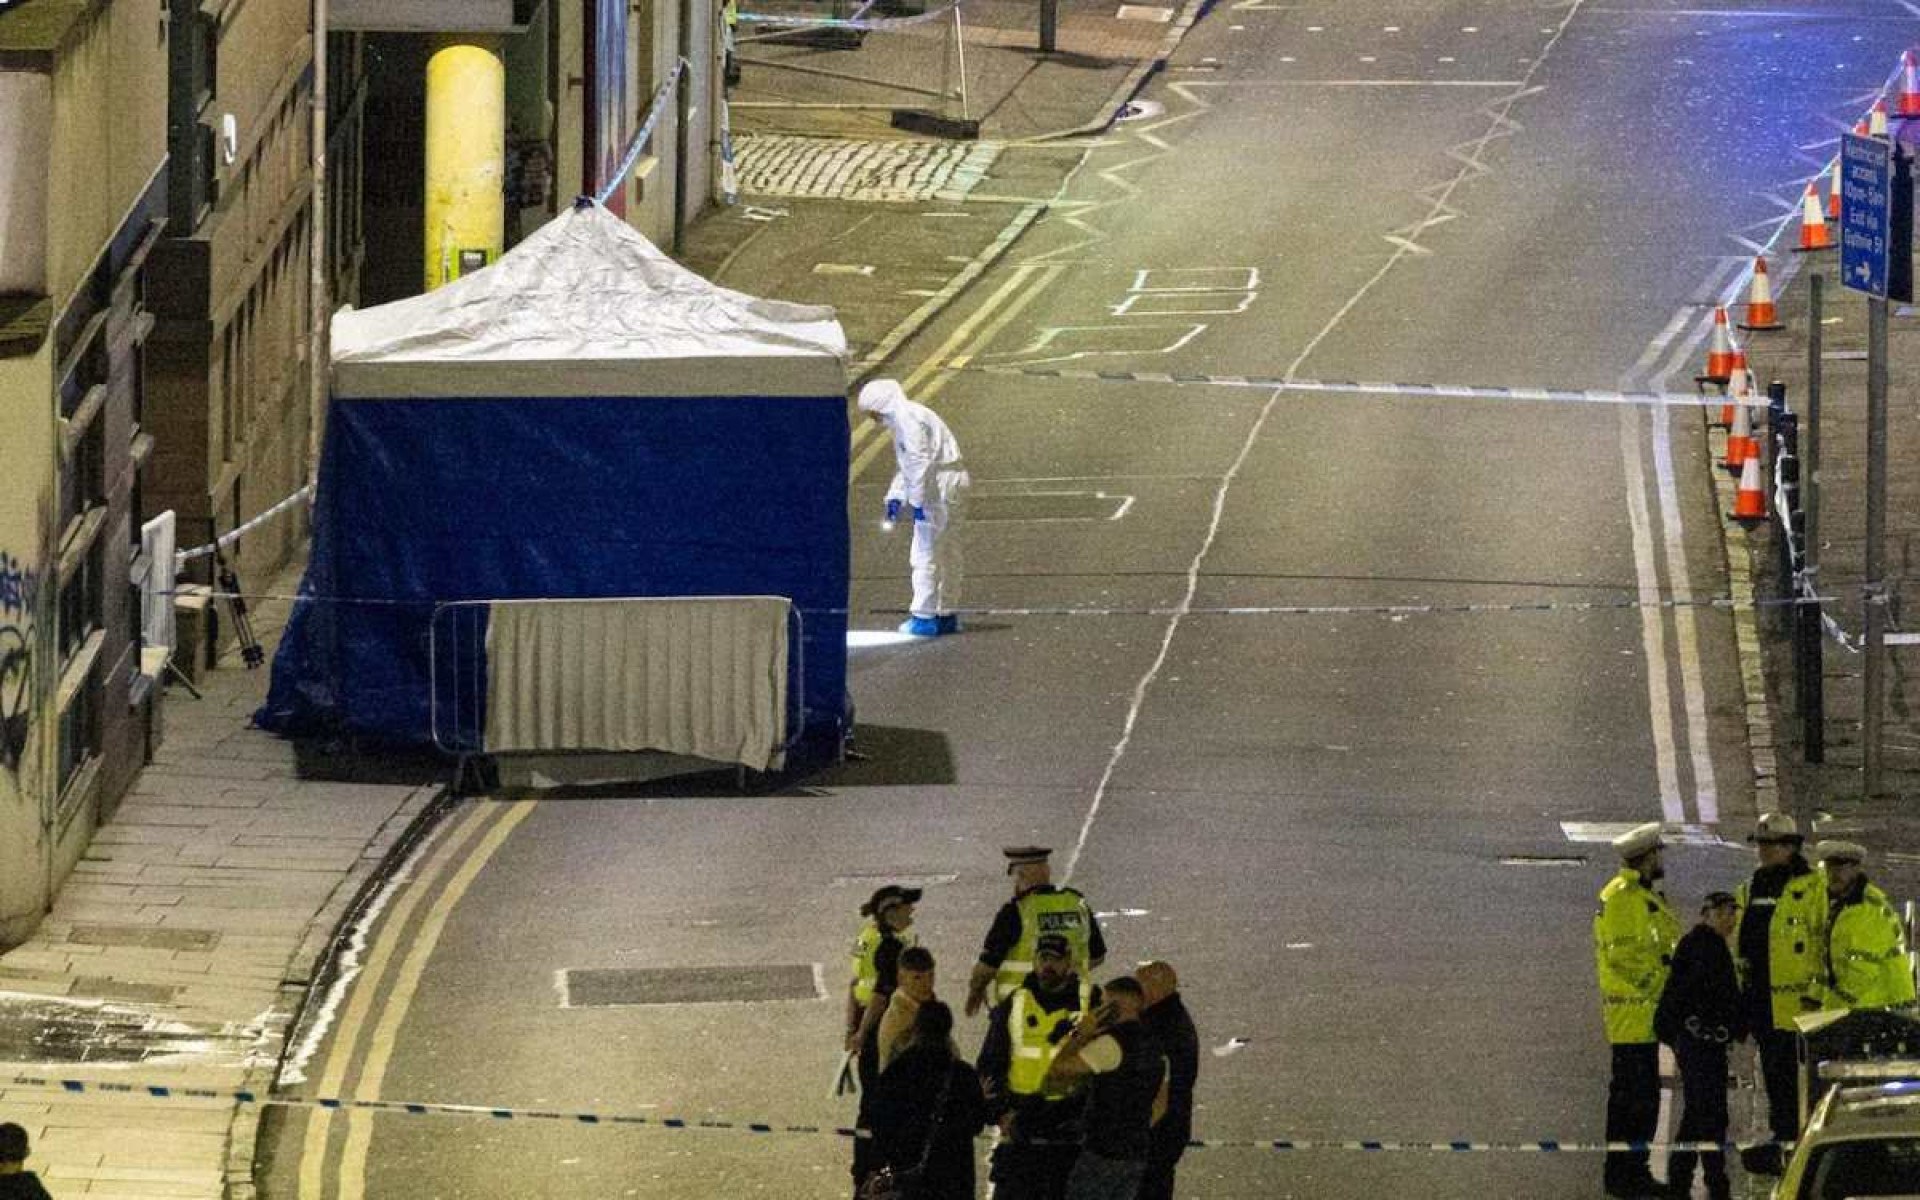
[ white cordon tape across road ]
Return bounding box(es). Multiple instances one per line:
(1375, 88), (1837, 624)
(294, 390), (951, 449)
(154, 591), (1835, 620)
(178, 367), (1768, 575)
(2, 1073), (1794, 1153)
(957, 364), (1767, 408)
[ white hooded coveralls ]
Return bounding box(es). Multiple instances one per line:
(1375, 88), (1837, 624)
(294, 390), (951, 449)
(857, 380), (969, 618)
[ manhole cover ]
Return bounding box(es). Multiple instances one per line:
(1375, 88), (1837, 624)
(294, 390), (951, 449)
(562, 965), (821, 1007)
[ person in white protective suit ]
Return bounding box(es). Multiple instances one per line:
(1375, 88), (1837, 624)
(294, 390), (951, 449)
(857, 379), (971, 637)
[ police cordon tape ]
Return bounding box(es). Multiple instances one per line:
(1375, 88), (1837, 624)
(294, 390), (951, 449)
(168, 365), (1768, 570)
(954, 364), (1765, 409)
(1768, 424), (1863, 655)
(157, 589), (1839, 620)
(2, 1073), (1787, 1154)
(596, 58), (689, 209)
(173, 485), (313, 565)
(737, 0), (965, 32)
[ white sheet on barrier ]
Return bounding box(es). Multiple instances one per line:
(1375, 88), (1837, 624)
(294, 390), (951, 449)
(482, 597), (790, 771)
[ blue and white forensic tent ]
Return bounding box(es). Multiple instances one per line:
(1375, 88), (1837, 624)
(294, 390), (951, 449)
(256, 202), (852, 768)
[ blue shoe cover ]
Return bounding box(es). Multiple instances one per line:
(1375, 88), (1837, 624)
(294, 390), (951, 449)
(900, 616), (941, 637)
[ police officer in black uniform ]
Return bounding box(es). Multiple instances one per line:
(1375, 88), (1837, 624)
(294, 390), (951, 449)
(1656, 891), (1744, 1200)
(966, 846), (1107, 1019)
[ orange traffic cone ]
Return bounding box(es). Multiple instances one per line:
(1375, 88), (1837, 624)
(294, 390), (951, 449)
(1738, 258), (1785, 332)
(1700, 306), (1737, 383)
(1795, 184), (1836, 252)
(1730, 452), (1767, 524)
(1719, 349), (1753, 427)
(1723, 393), (1758, 473)
(1870, 99), (1889, 138)
(1828, 157), (1843, 221)
(1897, 50), (1920, 119)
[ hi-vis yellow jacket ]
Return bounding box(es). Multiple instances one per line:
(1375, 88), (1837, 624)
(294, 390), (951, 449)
(1594, 867), (1680, 1044)
(1826, 880), (1917, 1010)
(1736, 868), (1827, 1030)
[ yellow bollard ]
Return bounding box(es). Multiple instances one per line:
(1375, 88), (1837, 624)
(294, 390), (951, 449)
(423, 37), (505, 291)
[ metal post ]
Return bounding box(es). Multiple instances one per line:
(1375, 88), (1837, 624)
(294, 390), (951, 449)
(1774, 397), (1796, 629)
(1806, 275), (1824, 578)
(1864, 296), (1890, 795)
(953, 5), (970, 121)
(307, 0), (329, 490)
(673, 0), (693, 255)
(1039, 0), (1057, 53)
(1803, 274), (1826, 764)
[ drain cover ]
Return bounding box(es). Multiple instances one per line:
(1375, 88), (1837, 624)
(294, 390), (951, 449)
(562, 965), (821, 1007)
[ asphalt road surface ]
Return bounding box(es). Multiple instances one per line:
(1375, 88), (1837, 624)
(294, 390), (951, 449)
(257, 2), (1918, 1197)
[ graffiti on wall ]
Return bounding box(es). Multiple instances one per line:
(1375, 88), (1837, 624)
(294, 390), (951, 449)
(0, 549), (38, 774)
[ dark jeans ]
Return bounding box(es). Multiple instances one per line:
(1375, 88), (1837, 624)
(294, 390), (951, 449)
(1668, 1039), (1732, 1199)
(1136, 1120), (1189, 1200)
(1063, 1149), (1146, 1200)
(990, 1139), (1080, 1200)
(1756, 1027), (1802, 1141)
(1604, 1043), (1661, 1187)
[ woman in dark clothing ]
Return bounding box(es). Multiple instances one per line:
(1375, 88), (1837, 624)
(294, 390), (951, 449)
(867, 1002), (988, 1200)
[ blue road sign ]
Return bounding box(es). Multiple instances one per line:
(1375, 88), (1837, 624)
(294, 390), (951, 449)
(1842, 133), (1892, 298)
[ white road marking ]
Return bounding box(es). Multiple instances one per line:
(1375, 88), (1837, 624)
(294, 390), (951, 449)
(1561, 822), (1742, 848)
(1065, 0), (1592, 881)
(1652, 409), (1721, 822)
(1192, 79), (1527, 87)
(1621, 404), (1687, 823)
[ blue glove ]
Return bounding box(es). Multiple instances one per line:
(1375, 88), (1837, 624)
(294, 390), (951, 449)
(912, 506), (927, 522)
(885, 499), (902, 522)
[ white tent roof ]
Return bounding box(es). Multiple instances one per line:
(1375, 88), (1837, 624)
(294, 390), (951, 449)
(330, 201), (848, 398)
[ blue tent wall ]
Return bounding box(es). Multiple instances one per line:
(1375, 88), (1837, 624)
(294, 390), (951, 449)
(256, 391), (851, 756)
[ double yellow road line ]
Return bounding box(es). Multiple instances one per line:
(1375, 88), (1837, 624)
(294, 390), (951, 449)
(849, 262), (1065, 481)
(298, 799), (537, 1200)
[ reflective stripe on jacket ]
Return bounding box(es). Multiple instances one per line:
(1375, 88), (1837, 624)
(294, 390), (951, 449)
(993, 889), (1095, 1003)
(1826, 881), (1917, 1010)
(1594, 867), (1680, 1044)
(1736, 869), (1827, 1030)
(1007, 978), (1092, 1098)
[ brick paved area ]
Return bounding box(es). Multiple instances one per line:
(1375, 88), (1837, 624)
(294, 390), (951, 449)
(733, 134), (1002, 201)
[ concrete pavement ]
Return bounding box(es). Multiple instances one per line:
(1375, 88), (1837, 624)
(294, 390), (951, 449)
(0, 566), (440, 1197)
(0, 5), (1203, 1194)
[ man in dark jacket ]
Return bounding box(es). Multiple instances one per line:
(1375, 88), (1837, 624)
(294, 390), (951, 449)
(1656, 892), (1744, 1200)
(867, 1001), (988, 1200)
(1135, 961), (1198, 1200)
(0, 1123), (53, 1200)
(1735, 812), (1826, 1176)
(1045, 976), (1169, 1200)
